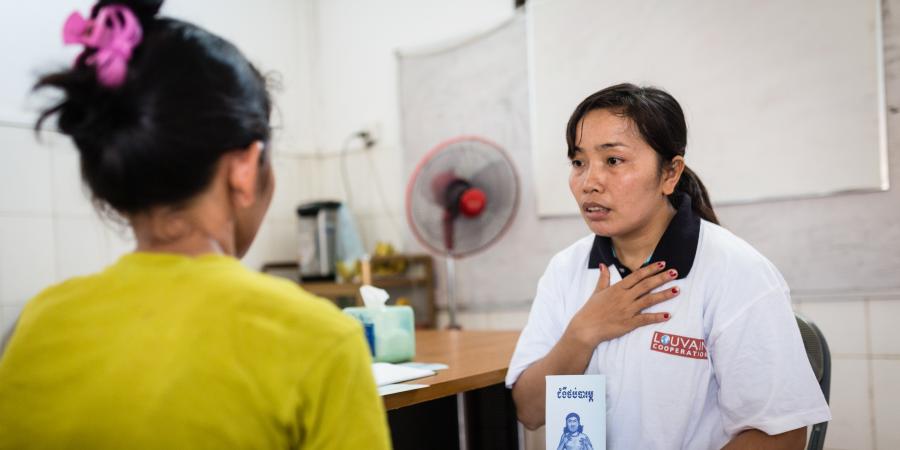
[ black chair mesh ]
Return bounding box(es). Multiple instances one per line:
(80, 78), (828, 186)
(797, 317), (825, 382)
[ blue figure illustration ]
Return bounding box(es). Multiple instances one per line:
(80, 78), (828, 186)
(557, 412), (594, 450)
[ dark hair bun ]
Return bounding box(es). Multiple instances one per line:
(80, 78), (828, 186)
(35, 4), (272, 215)
(94, 0), (163, 24)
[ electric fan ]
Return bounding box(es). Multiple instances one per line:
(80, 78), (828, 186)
(406, 136), (520, 329)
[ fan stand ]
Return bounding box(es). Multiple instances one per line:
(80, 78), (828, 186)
(444, 255), (461, 330)
(443, 212), (462, 330)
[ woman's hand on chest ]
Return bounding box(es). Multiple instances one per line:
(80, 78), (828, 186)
(564, 261), (679, 350)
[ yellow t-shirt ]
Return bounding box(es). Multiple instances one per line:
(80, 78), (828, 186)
(0, 252), (391, 450)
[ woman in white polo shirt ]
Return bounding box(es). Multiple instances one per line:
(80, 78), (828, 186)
(507, 84), (830, 449)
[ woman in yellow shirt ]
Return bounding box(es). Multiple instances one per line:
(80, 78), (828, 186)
(0, 1), (391, 449)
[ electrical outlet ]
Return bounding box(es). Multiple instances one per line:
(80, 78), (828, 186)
(361, 121), (382, 149)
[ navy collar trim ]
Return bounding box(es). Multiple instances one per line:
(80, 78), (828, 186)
(587, 193), (700, 280)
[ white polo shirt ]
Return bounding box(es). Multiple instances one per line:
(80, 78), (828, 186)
(506, 195), (831, 450)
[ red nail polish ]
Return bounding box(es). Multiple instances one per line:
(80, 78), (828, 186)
(671, 287), (679, 294)
(663, 313), (670, 319)
(668, 269), (677, 278)
(657, 261), (665, 268)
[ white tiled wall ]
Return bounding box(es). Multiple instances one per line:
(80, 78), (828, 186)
(0, 127), (63, 335)
(53, 216), (108, 281)
(827, 359), (874, 449)
(871, 359), (900, 450)
(793, 296), (900, 450)
(0, 216), (56, 305)
(797, 300), (868, 356)
(49, 140), (94, 216)
(868, 299), (900, 356)
(0, 128), (54, 215)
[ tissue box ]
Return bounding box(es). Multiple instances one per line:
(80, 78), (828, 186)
(343, 305), (415, 363)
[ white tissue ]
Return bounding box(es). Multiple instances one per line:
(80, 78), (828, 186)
(360, 285), (389, 312)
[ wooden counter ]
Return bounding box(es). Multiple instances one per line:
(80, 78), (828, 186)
(382, 329), (520, 410)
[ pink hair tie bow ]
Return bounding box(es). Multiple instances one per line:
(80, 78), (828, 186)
(63, 5), (143, 88)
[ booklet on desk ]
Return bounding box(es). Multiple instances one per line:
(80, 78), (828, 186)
(377, 383), (429, 396)
(372, 362), (435, 386)
(546, 375), (606, 450)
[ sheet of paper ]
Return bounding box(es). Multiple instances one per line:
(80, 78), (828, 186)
(546, 375), (606, 450)
(377, 383), (429, 396)
(371, 362), (435, 386)
(398, 362), (449, 371)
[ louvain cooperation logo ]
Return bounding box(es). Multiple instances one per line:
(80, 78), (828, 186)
(650, 331), (707, 359)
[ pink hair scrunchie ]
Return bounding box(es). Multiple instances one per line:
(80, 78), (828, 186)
(63, 4), (143, 88)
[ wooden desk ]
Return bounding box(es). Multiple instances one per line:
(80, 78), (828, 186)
(383, 329), (520, 410)
(383, 330), (522, 450)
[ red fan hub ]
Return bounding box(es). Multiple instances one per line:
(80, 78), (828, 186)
(459, 188), (487, 217)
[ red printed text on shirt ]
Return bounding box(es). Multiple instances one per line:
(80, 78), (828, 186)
(650, 331), (707, 359)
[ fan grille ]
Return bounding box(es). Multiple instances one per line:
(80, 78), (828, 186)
(407, 137), (519, 257)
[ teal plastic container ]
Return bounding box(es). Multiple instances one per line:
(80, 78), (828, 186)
(343, 305), (415, 363)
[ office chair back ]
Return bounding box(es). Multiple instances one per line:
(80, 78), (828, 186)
(795, 313), (831, 450)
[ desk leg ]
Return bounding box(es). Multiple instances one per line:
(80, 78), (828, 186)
(457, 393), (469, 450)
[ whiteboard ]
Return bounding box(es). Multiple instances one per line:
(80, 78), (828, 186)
(528, 0), (888, 216)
